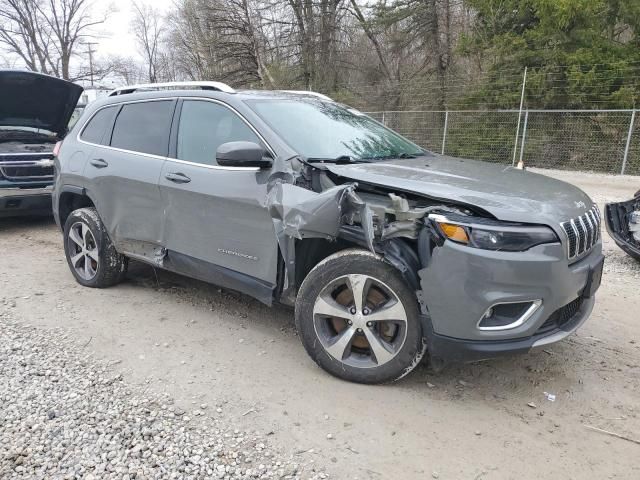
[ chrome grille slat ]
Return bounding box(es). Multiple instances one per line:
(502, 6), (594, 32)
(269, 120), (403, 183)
(575, 219), (586, 254)
(560, 205), (600, 260)
(582, 215), (593, 249)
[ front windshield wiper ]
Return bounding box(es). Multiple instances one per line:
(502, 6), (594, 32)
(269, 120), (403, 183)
(363, 152), (421, 160)
(305, 155), (371, 164)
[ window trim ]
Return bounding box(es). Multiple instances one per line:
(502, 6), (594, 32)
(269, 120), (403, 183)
(78, 104), (118, 146)
(76, 97), (274, 171)
(108, 98), (176, 158)
(172, 97), (276, 163)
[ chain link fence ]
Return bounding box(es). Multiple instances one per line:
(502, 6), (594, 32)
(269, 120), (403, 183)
(366, 109), (640, 175)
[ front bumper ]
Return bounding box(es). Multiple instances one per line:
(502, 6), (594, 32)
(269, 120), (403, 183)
(0, 186), (53, 217)
(419, 240), (603, 362)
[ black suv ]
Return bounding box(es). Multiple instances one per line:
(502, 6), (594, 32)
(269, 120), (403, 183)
(53, 81), (603, 384)
(0, 71), (82, 217)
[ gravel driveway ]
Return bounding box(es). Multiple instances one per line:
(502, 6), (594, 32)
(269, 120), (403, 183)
(1, 169), (640, 479)
(0, 313), (323, 479)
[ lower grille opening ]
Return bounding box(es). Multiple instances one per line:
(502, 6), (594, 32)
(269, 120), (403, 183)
(537, 297), (583, 335)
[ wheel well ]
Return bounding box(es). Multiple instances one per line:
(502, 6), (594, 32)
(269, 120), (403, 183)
(58, 192), (95, 229)
(295, 238), (356, 290)
(294, 235), (422, 293)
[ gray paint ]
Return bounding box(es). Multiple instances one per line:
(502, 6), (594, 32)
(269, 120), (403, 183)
(82, 145), (166, 258)
(420, 240), (603, 341)
(326, 155), (594, 231)
(54, 87), (603, 356)
(159, 159), (279, 283)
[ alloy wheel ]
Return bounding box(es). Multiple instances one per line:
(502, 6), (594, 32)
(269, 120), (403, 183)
(67, 221), (99, 281)
(313, 274), (408, 368)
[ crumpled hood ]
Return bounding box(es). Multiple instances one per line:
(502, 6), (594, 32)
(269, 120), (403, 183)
(325, 155), (594, 228)
(0, 70), (83, 137)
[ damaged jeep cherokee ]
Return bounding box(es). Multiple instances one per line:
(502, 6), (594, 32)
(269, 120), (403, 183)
(53, 82), (605, 384)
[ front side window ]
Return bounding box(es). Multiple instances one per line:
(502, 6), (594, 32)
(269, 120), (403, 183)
(246, 99), (424, 160)
(110, 100), (174, 156)
(176, 100), (261, 166)
(80, 106), (117, 145)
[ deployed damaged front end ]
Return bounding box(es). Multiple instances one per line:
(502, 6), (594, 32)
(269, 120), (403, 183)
(605, 191), (640, 261)
(254, 97), (603, 364)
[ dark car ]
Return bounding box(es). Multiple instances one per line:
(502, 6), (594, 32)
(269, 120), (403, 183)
(52, 81), (604, 384)
(605, 190), (640, 261)
(0, 70), (83, 217)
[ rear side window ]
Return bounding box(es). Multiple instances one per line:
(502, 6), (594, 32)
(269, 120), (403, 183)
(110, 101), (174, 156)
(80, 106), (117, 145)
(177, 100), (261, 165)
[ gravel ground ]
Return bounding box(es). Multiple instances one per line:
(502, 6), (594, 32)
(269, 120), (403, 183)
(0, 312), (325, 480)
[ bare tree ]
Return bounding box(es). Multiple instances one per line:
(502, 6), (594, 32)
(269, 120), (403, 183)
(165, 0), (272, 87)
(107, 55), (147, 85)
(131, 0), (165, 83)
(0, 0), (108, 80)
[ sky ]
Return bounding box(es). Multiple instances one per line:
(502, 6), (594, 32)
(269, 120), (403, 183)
(0, 0), (174, 86)
(95, 0), (174, 59)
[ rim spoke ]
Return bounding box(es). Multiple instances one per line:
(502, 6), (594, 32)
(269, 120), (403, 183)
(325, 327), (356, 361)
(365, 300), (407, 323)
(68, 227), (84, 249)
(363, 328), (395, 365)
(84, 256), (92, 278)
(70, 251), (84, 267)
(346, 274), (369, 312)
(313, 294), (352, 320)
(81, 223), (90, 244)
(85, 248), (99, 263)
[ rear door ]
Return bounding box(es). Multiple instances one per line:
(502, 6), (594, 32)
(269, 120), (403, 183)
(83, 99), (176, 259)
(158, 99), (279, 288)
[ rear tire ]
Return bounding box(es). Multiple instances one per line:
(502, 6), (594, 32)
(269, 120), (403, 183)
(63, 207), (128, 288)
(295, 249), (426, 384)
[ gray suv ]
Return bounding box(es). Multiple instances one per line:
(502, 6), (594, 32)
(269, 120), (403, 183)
(53, 81), (604, 384)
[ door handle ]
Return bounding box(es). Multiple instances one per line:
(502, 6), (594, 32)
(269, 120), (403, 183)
(165, 172), (191, 184)
(90, 158), (108, 168)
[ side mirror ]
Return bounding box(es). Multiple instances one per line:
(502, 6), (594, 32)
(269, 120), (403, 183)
(216, 141), (272, 168)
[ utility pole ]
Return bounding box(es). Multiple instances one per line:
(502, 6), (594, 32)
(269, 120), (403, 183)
(512, 67), (528, 167)
(85, 42), (98, 87)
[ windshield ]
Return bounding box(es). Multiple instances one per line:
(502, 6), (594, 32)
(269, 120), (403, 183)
(246, 99), (424, 160)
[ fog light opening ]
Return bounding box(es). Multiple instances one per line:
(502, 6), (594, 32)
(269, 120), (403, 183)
(477, 300), (542, 331)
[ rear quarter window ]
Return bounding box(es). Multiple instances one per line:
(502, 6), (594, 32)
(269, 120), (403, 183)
(79, 106), (118, 145)
(110, 100), (175, 156)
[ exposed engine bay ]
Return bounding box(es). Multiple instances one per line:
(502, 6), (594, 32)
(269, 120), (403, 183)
(266, 158), (480, 305)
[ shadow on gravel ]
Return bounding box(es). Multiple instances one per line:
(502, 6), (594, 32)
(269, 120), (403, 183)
(0, 215), (55, 233)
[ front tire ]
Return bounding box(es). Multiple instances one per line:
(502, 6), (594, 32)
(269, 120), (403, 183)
(63, 207), (128, 288)
(295, 249), (425, 384)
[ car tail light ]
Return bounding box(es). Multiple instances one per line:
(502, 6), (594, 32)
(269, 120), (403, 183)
(53, 141), (62, 157)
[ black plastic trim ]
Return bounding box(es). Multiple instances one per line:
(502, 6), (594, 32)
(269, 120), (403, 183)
(163, 250), (275, 306)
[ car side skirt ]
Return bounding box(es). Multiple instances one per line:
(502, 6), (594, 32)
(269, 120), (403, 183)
(162, 250), (275, 306)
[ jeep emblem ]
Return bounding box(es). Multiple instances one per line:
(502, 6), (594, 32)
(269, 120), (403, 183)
(575, 201), (586, 209)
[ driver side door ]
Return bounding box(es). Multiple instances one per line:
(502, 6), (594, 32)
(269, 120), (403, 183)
(158, 99), (279, 301)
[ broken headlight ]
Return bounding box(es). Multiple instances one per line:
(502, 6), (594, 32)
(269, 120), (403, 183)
(429, 214), (559, 252)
